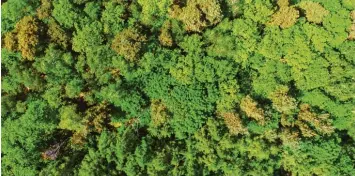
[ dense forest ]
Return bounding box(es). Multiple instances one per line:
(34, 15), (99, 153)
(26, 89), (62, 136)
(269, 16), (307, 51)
(1, 0), (355, 175)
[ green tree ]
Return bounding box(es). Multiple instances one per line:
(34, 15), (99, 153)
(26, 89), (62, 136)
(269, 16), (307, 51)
(52, 0), (82, 28)
(1, 0), (39, 33)
(2, 99), (58, 176)
(72, 21), (104, 53)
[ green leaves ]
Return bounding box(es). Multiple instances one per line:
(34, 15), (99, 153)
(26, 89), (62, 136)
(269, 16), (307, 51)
(52, 0), (81, 28)
(2, 99), (58, 175)
(101, 1), (126, 35)
(73, 21), (103, 53)
(1, 0), (39, 33)
(138, 0), (171, 28)
(2, 0), (355, 175)
(59, 105), (84, 132)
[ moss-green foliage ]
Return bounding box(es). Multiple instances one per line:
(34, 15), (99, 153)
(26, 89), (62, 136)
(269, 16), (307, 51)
(2, 0), (355, 175)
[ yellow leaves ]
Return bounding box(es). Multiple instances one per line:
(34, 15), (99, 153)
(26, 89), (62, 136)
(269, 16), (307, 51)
(198, 0), (223, 24)
(71, 132), (87, 145)
(16, 16), (40, 60)
(3, 31), (17, 51)
(268, 0), (299, 29)
(220, 112), (248, 135)
(109, 122), (122, 128)
(148, 100), (172, 138)
(37, 0), (52, 20)
(296, 104), (334, 137)
(268, 86), (297, 114)
(279, 128), (300, 147)
(159, 21), (173, 46)
(47, 20), (70, 48)
(295, 120), (317, 137)
(298, 1), (329, 24)
(85, 103), (110, 133)
(269, 0), (330, 28)
(4, 16), (40, 60)
(225, 0), (240, 17)
(59, 103), (113, 145)
(150, 99), (169, 127)
(269, 0), (329, 28)
(240, 95), (265, 125)
(169, 0), (222, 32)
(111, 28), (147, 62)
(277, 0), (289, 7)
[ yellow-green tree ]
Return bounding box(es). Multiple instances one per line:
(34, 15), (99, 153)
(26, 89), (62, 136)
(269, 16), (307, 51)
(15, 16), (40, 60)
(3, 31), (17, 51)
(159, 21), (173, 46)
(169, 0), (223, 32)
(240, 95), (265, 125)
(268, 86), (297, 114)
(298, 1), (329, 24)
(37, 0), (52, 19)
(111, 28), (147, 62)
(220, 112), (248, 135)
(269, 0), (299, 28)
(296, 104), (334, 137)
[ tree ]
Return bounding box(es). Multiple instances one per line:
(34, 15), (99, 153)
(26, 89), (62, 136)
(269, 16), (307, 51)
(37, 0), (52, 20)
(137, 0), (171, 28)
(343, 0), (355, 10)
(3, 31), (17, 51)
(52, 0), (81, 28)
(220, 112), (248, 135)
(111, 28), (147, 62)
(159, 20), (174, 46)
(2, 0), (355, 175)
(15, 16), (40, 60)
(296, 104), (334, 137)
(241, 0), (274, 24)
(298, 1), (329, 24)
(268, 0), (299, 29)
(240, 95), (265, 125)
(268, 86), (297, 114)
(281, 139), (355, 175)
(72, 21), (104, 53)
(47, 19), (70, 49)
(100, 1), (126, 35)
(348, 10), (355, 40)
(2, 99), (58, 176)
(169, 0), (223, 32)
(1, 0), (38, 33)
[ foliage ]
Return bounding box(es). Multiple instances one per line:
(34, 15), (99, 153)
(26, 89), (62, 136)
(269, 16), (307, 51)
(111, 28), (147, 62)
(2, 0), (355, 175)
(298, 1), (329, 24)
(169, 0), (223, 32)
(269, 0), (299, 29)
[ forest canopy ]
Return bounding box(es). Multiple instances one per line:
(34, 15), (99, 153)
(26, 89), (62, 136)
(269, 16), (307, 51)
(1, 0), (355, 175)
